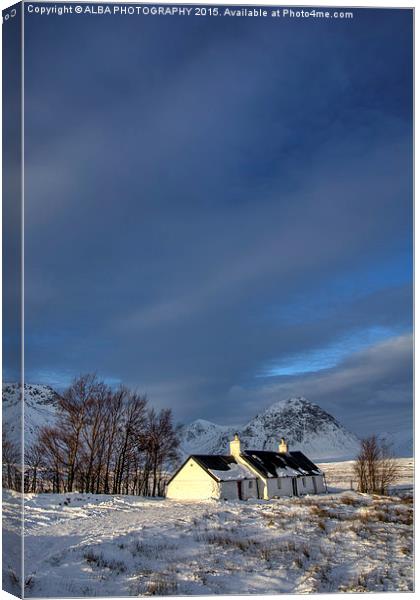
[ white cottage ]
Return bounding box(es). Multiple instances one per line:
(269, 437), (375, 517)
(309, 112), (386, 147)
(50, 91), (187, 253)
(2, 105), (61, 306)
(166, 434), (326, 501)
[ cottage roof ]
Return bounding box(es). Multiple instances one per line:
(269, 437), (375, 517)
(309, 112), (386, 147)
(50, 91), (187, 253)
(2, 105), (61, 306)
(242, 450), (322, 478)
(193, 454), (256, 481)
(191, 454), (236, 471)
(167, 449), (323, 486)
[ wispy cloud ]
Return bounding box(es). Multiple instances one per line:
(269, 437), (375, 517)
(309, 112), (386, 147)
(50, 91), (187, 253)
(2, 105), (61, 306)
(259, 326), (403, 377)
(14, 9), (413, 439)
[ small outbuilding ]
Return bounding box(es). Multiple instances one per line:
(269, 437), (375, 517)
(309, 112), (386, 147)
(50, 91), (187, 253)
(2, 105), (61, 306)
(166, 435), (326, 501)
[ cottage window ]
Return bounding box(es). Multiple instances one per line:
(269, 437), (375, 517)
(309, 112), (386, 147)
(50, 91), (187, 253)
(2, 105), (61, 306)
(277, 478), (282, 489)
(302, 478), (306, 487)
(248, 481), (253, 489)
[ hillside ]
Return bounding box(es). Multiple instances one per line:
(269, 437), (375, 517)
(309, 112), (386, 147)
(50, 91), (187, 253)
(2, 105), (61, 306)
(2, 383), (60, 447)
(2, 385), (411, 460)
(180, 397), (360, 461)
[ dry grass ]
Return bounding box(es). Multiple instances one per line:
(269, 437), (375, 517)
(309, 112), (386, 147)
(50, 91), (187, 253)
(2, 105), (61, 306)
(339, 571), (369, 592)
(83, 550), (127, 574)
(400, 543), (412, 556)
(399, 495), (413, 505)
(196, 532), (257, 552)
(317, 519), (327, 532)
(340, 494), (360, 506)
(309, 505), (329, 518)
(130, 540), (178, 558)
(145, 573), (178, 596)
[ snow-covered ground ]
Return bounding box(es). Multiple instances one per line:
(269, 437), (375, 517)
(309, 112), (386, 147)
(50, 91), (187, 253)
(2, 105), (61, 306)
(3, 485), (413, 597)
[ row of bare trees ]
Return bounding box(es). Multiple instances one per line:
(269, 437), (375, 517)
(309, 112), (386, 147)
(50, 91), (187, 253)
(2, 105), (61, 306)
(353, 435), (399, 494)
(4, 374), (180, 496)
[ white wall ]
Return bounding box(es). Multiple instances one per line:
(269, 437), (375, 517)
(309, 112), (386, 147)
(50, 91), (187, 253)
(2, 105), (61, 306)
(312, 475), (326, 494)
(241, 478), (259, 500)
(297, 476), (307, 495)
(265, 474), (326, 498)
(266, 476), (294, 498)
(297, 475), (326, 495)
(219, 481), (238, 500)
(219, 479), (259, 500)
(166, 458), (220, 500)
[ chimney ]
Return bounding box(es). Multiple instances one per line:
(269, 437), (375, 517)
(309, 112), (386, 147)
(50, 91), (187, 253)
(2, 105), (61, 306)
(229, 433), (241, 457)
(278, 438), (288, 453)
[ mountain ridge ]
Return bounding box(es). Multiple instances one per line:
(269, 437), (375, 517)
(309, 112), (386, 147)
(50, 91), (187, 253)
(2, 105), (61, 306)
(3, 384), (412, 460)
(2, 382), (61, 448)
(180, 396), (361, 461)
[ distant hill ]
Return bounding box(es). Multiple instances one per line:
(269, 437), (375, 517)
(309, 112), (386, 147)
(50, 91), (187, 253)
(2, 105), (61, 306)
(180, 397), (361, 461)
(2, 385), (412, 459)
(2, 383), (60, 448)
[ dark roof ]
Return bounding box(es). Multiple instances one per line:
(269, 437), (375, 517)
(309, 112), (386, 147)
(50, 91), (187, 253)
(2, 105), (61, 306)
(167, 450), (322, 485)
(166, 454), (246, 485)
(289, 451), (323, 475)
(242, 450), (322, 478)
(192, 454), (238, 473)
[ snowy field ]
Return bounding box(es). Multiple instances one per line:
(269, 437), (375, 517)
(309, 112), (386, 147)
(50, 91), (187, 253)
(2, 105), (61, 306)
(318, 457), (414, 493)
(3, 485), (413, 596)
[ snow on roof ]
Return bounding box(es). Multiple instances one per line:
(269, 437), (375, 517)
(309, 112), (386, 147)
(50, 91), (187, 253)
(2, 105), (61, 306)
(169, 449), (323, 485)
(209, 462), (256, 482)
(276, 466), (301, 477)
(243, 450), (323, 478)
(191, 455), (256, 481)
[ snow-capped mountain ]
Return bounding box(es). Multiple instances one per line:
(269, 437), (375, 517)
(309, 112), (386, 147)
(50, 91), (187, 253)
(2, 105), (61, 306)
(377, 429), (413, 459)
(3, 385), (411, 460)
(180, 397), (361, 461)
(2, 383), (60, 447)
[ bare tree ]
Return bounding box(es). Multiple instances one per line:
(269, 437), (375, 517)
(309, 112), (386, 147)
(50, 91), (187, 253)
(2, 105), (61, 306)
(29, 374), (178, 497)
(142, 408), (180, 497)
(377, 439), (400, 495)
(79, 380), (110, 493)
(3, 432), (20, 490)
(38, 426), (65, 493)
(58, 374), (99, 492)
(354, 435), (399, 495)
(25, 442), (45, 493)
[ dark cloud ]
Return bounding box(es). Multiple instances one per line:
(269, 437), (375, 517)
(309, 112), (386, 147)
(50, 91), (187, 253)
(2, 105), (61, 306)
(16, 8), (412, 440)
(227, 334), (413, 436)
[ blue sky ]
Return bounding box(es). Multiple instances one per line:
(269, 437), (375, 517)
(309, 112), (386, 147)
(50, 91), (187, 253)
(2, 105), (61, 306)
(14, 6), (413, 438)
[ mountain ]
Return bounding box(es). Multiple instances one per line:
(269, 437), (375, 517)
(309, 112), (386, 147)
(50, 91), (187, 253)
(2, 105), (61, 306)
(378, 429), (413, 459)
(3, 385), (411, 460)
(180, 397), (361, 461)
(2, 383), (60, 447)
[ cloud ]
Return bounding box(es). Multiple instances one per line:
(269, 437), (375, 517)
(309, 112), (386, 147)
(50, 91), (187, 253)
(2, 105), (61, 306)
(13, 9), (412, 443)
(227, 334), (413, 438)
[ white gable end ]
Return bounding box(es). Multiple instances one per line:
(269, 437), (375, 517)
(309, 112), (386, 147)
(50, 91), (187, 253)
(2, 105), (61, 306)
(166, 457), (219, 500)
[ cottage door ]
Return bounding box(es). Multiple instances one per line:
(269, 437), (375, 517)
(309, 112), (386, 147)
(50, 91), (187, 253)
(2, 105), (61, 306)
(237, 481), (243, 500)
(292, 477), (298, 496)
(312, 476), (317, 493)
